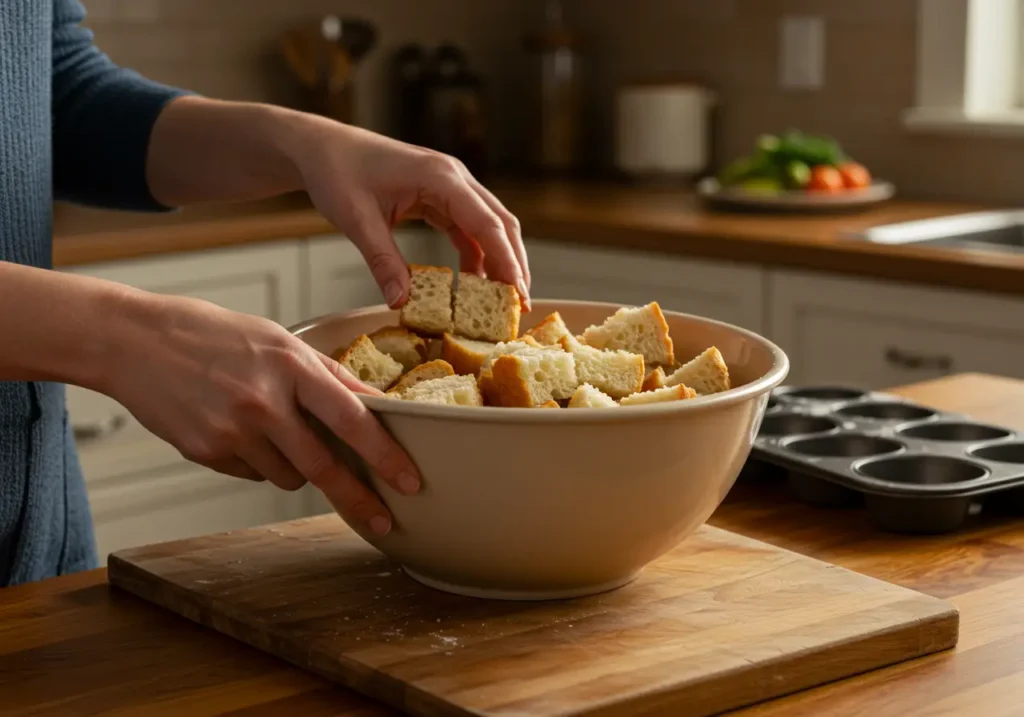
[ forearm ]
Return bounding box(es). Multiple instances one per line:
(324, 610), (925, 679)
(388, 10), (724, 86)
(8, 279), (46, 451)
(0, 262), (150, 391)
(146, 97), (315, 207)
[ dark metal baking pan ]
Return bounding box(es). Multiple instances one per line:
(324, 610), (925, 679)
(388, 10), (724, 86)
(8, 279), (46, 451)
(745, 385), (1024, 534)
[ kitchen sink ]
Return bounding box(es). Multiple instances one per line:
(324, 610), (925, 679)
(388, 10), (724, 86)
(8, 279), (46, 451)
(846, 210), (1024, 254)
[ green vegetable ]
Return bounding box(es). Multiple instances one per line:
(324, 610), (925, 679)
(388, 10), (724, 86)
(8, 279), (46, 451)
(783, 160), (811, 189)
(738, 177), (782, 194)
(774, 129), (844, 167)
(717, 151), (780, 187)
(715, 128), (848, 192)
(756, 133), (781, 155)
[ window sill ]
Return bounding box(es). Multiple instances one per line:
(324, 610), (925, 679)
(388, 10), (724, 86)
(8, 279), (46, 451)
(903, 108), (1024, 138)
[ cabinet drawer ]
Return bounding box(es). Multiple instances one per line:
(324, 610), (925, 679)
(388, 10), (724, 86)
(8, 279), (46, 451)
(770, 270), (1024, 389)
(63, 243), (304, 483)
(525, 240), (766, 333)
(89, 461), (310, 564)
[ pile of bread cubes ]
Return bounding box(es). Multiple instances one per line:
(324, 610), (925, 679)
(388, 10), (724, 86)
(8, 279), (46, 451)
(334, 265), (731, 409)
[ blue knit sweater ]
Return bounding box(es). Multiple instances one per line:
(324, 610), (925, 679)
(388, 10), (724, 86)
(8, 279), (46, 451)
(1, 0), (184, 585)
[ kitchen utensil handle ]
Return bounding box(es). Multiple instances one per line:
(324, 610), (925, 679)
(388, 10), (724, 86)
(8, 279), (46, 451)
(73, 414), (127, 444)
(884, 346), (953, 372)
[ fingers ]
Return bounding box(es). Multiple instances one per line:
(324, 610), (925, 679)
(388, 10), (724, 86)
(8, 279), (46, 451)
(236, 439), (307, 492)
(319, 462), (393, 538)
(466, 176), (531, 291)
(207, 457), (265, 483)
(416, 205), (485, 276)
(268, 411), (393, 537)
(298, 356), (422, 505)
(340, 190), (411, 309)
(421, 160), (530, 307)
(449, 227), (486, 276)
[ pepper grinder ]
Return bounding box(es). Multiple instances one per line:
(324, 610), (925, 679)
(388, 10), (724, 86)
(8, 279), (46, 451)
(524, 0), (582, 173)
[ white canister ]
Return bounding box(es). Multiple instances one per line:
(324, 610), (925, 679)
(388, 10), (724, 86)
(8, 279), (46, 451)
(615, 82), (716, 179)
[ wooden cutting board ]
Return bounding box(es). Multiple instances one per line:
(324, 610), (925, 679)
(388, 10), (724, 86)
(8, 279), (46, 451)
(107, 515), (958, 717)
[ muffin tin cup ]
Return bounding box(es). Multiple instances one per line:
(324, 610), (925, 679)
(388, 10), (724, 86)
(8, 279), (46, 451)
(747, 385), (1024, 533)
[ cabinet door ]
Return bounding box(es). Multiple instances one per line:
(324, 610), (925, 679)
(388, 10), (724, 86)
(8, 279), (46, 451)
(63, 242), (310, 559)
(305, 228), (446, 320)
(770, 270), (1024, 389)
(525, 240), (766, 333)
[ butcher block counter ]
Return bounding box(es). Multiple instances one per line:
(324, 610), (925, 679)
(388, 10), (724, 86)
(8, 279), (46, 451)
(51, 181), (1024, 298)
(4, 372), (1024, 716)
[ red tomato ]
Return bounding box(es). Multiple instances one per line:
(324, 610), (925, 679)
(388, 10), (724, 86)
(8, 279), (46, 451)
(838, 161), (872, 189)
(807, 165), (844, 192)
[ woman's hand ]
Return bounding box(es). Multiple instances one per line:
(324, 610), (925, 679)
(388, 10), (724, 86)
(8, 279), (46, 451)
(101, 291), (419, 537)
(285, 118), (532, 311)
(149, 98), (530, 309)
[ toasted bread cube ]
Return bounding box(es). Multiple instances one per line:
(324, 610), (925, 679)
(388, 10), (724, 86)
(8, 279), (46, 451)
(559, 335), (643, 399)
(580, 302), (674, 366)
(642, 366), (667, 392)
(666, 346), (730, 395)
(538, 400), (561, 408)
(453, 273), (521, 342)
(441, 333), (543, 380)
(478, 337), (544, 374)
(441, 333), (496, 376)
(399, 265), (453, 336)
(479, 347), (577, 407)
(397, 374), (483, 406)
(525, 311), (571, 346)
(368, 326), (428, 372)
(338, 335), (404, 391)
(568, 384), (619, 409)
(387, 360), (456, 395)
(620, 383), (697, 406)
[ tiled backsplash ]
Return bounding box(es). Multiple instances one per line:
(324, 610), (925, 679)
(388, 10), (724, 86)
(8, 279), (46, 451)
(81, 0), (541, 166)
(82, 0), (1024, 203)
(564, 0), (1024, 204)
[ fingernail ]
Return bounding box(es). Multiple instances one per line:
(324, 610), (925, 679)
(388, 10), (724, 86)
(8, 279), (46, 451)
(384, 280), (404, 307)
(517, 279), (531, 309)
(397, 471), (420, 495)
(369, 515), (392, 536)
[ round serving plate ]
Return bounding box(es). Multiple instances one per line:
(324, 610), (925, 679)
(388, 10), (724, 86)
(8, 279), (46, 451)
(697, 177), (895, 213)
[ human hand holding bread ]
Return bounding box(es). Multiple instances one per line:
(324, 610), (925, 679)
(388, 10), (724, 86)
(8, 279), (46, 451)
(335, 265), (732, 409)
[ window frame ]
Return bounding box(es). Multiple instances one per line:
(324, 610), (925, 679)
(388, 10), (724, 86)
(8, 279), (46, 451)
(904, 0), (1024, 136)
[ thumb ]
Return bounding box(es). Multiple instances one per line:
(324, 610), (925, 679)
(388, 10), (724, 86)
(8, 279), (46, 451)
(337, 193), (410, 309)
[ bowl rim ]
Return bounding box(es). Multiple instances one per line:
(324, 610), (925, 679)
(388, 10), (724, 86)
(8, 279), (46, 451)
(290, 299), (790, 424)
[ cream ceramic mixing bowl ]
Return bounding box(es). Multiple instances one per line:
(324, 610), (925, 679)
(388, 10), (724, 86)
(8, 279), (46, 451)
(291, 300), (788, 600)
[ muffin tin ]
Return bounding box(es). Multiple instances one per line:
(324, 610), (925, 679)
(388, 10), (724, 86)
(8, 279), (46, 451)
(746, 385), (1024, 534)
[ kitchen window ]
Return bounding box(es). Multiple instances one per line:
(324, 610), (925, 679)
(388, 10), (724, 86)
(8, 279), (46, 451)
(903, 0), (1024, 136)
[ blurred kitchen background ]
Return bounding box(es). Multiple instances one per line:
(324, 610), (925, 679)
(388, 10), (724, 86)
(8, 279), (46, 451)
(83, 0), (1020, 202)
(63, 0), (1024, 560)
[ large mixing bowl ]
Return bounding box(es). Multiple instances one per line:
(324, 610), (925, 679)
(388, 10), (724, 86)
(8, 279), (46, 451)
(291, 300), (788, 600)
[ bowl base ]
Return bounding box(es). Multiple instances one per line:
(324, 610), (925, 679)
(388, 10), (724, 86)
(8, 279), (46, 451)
(402, 566), (642, 601)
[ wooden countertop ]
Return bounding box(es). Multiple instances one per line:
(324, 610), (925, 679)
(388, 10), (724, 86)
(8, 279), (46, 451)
(53, 182), (1024, 297)
(3, 372), (1024, 715)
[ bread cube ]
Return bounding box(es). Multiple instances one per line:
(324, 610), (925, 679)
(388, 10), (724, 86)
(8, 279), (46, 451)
(399, 265), (453, 336)
(453, 273), (521, 342)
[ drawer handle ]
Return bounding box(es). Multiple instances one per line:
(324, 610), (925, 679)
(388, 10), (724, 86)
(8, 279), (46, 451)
(884, 347), (953, 372)
(72, 414), (127, 443)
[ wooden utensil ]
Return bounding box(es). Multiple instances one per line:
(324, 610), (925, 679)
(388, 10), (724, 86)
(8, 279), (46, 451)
(108, 515), (958, 717)
(280, 20), (353, 123)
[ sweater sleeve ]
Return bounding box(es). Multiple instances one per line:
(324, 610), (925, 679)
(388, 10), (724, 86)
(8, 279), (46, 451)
(51, 0), (191, 211)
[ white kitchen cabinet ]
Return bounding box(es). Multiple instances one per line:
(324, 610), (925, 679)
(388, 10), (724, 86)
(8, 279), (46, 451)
(769, 270), (1024, 389)
(63, 242), (313, 561)
(304, 228), (447, 320)
(524, 239), (767, 333)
